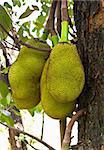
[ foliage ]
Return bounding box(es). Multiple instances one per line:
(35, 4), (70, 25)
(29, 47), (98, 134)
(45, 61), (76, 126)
(0, 5), (12, 40)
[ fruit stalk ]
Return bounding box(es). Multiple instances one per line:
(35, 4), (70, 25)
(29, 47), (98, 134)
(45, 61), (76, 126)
(60, 0), (69, 42)
(51, 31), (59, 46)
(49, 0), (59, 46)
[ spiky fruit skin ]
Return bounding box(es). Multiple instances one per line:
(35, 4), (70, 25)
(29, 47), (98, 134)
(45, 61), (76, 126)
(47, 43), (85, 103)
(9, 38), (49, 109)
(41, 59), (76, 119)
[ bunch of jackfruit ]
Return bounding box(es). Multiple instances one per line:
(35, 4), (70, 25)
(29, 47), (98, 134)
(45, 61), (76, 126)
(8, 38), (85, 119)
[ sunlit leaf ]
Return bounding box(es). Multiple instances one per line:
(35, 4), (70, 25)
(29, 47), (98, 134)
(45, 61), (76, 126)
(0, 80), (9, 98)
(18, 22), (31, 42)
(35, 22), (43, 29)
(28, 103), (43, 116)
(19, 6), (39, 19)
(42, 4), (49, 14)
(12, 0), (21, 7)
(36, 14), (46, 25)
(0, 98), (10, 106)
(0, 113), (14, 126)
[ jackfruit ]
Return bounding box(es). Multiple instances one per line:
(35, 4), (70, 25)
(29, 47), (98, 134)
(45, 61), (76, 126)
(41, 59), (76, 119)
(47, 43), (85, 103)
(9, 38), (50, 109)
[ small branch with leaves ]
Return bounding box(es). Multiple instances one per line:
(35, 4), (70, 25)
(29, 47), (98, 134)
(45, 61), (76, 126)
(0, 23), (51, 52)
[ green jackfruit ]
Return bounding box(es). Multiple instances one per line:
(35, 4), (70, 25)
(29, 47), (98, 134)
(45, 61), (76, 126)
(9, 38), (50, 109)
(41, 59), (76, 119)
(47, 43), (85, 103)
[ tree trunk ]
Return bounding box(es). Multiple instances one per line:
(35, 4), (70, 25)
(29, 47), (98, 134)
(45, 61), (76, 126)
(9, 128), (19, 150)
(9, 107), (27, 150)
(73, 0), (104, 149)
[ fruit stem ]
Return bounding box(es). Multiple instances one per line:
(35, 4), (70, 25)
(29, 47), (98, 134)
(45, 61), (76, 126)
(60, 0), (69, 42)
(51, 34), (59, 46)
(60, 21), (68, 42)
(51, 30), (59, 46)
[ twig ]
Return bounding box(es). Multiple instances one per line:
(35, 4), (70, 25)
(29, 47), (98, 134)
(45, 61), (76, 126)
(41, 111), (44, 140)
(4, 40), (19, 49)
(19, 40), (51, 52)
(0, 121), (55, 150)
(1, 43), (19, 51)
(70, 141), (83, 149)
(21, 139), (40, 150)
(68, 16), (75, 33)
(45, 0), (57, 33)
(56, 0), (61, 37)
(0, 42), (10, 67)
(0, 23), (51, 52)
(61, 108), (87, 150)
(61, 0), (69, 22)
(60, 118), (66, 146)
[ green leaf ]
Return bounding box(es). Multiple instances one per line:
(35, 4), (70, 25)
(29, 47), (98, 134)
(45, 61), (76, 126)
(19, 6), (38, 19)
(37, 14), (46, 25)
(1, 113), (14, 126)
(0, 98), (10, 106)
(0, 5), (12, 41)
(4, 2), (12, 9)
(32, 5), (39, 11)
(0, 80), (9, 98)
(28, 103), (43, 116)
(28, 108), (34, 116)
(17, 22), (31, 42)
(35, 22), (43, 29)
(12, 0), (21, 7)
(42, 4), (49, 14)
(1, 67), (9, 74)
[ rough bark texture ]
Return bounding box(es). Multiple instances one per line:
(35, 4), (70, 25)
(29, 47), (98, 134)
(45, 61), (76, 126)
(9, 107), (27, 150)
(73, 0), (104, 149)
(9, 128), (19, 150)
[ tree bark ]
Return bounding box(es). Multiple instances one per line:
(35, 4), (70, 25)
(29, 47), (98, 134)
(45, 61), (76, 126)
(9, 128), (19, 150)
(9, 107), (27, 150)
(74, 0), (104, 149)
(60, 118), (66, 145)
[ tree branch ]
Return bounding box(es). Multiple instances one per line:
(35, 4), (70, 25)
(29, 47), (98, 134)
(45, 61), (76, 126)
(21, 139), (39, 150)
(0, 24), (51, 52)
(45, 0), (57, 33)
(61, 108), (87, 150)
(41, 111), (44, 140)
(0, 42), (10, 67)
(61, 0), (69, 22)
(0, 121), (55, 150)
(60, 118), (66, 146)
(56, 0), (61, 37)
